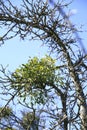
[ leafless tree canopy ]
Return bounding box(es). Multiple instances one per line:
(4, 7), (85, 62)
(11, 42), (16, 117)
(0, 0), (87, 130)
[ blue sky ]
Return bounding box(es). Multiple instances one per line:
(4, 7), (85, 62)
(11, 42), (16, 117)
(69, 0), (87, 53)
(0, 0), (87, 71)
(0, 38), (48, 71)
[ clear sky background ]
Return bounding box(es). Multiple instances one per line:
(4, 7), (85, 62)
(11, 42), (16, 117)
(0, 0), (87, 72)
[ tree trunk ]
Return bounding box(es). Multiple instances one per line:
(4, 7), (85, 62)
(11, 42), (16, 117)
(50, 30), (87, 129)
(61, 93), (68, 130)
(63, 49), (87, 130)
